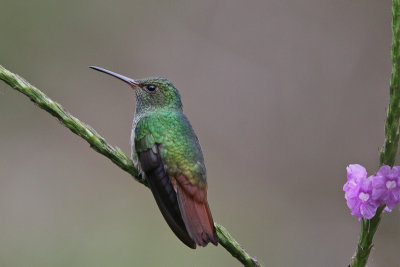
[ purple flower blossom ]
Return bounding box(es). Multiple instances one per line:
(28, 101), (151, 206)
(344, 164), (379, 220)
(343, 164), (367, 194)
(372, 166), (400, 211)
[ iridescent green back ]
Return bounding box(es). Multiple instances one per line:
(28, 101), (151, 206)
(134, 109), (207, 187)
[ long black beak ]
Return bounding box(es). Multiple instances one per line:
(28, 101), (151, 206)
(89, 66), (138, 87)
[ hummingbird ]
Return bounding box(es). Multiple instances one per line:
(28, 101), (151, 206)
(89, 66), (218, 248)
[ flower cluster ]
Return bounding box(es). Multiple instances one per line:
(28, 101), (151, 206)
(343, 164), (400, 220)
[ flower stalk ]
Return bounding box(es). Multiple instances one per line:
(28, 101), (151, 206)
(349, 0), (400, 266)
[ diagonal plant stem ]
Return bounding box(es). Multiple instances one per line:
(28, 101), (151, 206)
(0, 64), (261, 267)
(349, 0), (400, 266)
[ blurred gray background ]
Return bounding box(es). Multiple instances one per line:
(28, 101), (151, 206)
(0, 0), (397, 266)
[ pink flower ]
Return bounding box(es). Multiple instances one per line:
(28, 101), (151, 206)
(372, 166), (400, 211)
(344, 164), (379, 220)
(343, 164), (367, 195)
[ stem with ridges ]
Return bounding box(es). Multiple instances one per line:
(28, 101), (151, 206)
(350, 1), (400, 266)
(0, 64), (261, 266)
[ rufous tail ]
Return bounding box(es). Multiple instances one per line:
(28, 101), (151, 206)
(176, 175), (218, 246)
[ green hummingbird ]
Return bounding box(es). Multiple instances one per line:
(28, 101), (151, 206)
(90, 66), (218, 248)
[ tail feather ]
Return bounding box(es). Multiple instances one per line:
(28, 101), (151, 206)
(176, 176), (218, 246)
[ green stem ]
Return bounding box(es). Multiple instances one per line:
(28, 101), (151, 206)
(350, 1), (400, 266)
(380, 0), (400, 167)
(216, 224), (261, 267)
(349, 206), (384, 267)
(0, 65), (261, 266)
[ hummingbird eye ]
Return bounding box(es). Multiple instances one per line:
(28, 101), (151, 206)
(145, 84), (157, 92)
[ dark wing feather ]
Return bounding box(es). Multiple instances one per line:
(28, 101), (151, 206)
(138, 145), (196, 249)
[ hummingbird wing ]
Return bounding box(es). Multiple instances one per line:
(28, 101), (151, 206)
(137, 143), (196, 249)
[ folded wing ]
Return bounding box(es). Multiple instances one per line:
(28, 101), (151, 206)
(138, 146), (196, 249)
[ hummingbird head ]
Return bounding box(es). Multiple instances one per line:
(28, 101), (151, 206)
(89, 66), (182, 111)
